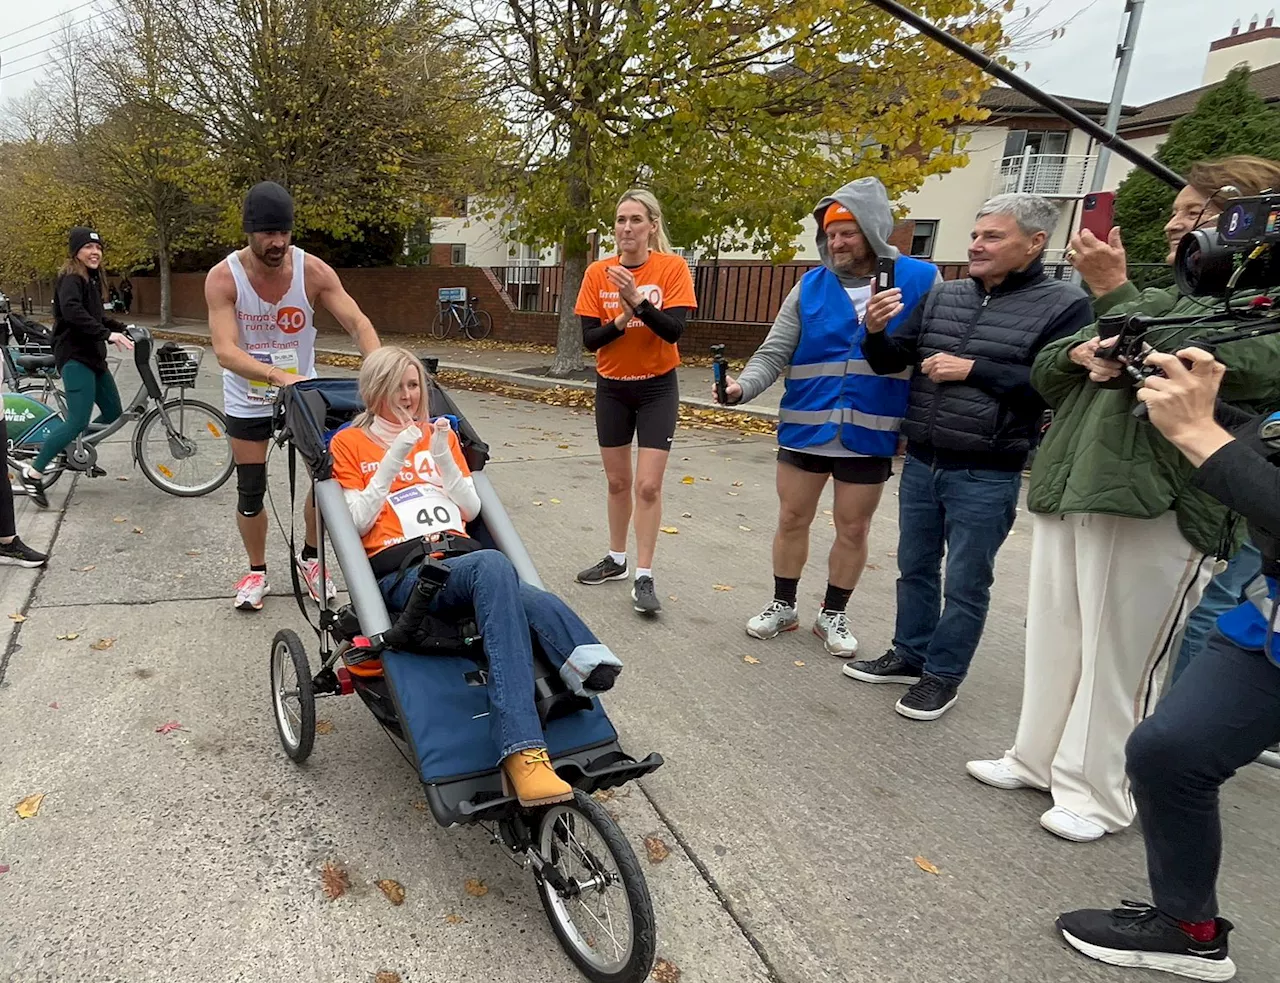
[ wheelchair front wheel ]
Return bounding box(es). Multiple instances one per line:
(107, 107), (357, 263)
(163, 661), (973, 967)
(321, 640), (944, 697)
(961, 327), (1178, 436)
(270, 629), (315, 763)
(536, 791), (656, 983)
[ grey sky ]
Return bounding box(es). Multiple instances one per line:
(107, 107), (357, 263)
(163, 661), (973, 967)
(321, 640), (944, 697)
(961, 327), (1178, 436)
(0, 0), (1267, 117)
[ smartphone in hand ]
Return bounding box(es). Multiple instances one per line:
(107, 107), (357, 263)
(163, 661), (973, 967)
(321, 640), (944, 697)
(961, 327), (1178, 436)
(876, 256), (895, 292)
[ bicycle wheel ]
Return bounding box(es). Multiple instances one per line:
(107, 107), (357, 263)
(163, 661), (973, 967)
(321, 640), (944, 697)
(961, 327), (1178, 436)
(429, 308), (452, 340)
(536, 791), (656, 983)
(133, 396), (235, 497)
(465, 308), (493, 341)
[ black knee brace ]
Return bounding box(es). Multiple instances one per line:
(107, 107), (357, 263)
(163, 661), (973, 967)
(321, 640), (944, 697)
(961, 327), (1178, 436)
(236, 462), (268, 517)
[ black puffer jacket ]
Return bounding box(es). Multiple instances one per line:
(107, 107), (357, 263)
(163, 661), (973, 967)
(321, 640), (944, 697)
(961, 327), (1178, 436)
(52, 268), (126, 373)
(863, 261), (1092, 470)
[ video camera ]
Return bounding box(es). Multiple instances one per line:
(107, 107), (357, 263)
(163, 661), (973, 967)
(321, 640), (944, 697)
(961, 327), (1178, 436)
(1174, 192), (1280, 296)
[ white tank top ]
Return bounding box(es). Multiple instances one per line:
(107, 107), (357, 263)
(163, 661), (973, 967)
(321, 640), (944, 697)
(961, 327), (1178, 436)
(223, 246), (316, 418)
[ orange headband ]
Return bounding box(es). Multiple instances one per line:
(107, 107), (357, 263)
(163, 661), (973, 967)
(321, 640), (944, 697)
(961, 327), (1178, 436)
(823, 202), (855, 229)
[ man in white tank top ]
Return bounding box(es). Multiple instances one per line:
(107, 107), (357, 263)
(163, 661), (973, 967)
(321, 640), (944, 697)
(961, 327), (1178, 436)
(205, 181), (381, 611)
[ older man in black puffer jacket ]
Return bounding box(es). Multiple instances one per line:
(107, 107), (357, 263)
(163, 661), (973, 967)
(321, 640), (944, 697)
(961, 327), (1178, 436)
(843, 193), (1093, 720)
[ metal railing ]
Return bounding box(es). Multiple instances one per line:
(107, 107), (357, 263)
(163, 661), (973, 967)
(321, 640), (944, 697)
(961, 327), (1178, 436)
(994, 151), (1096, 198)
(489, 263), (563, 313)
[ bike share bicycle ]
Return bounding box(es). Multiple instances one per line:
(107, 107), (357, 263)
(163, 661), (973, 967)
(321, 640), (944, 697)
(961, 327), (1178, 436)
(4, 325), (234, 497)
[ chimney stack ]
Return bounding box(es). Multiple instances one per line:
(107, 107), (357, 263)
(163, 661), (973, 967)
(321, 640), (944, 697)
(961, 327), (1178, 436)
(1250, 12), (1260, 31)
(1268, 9), (1276, 27)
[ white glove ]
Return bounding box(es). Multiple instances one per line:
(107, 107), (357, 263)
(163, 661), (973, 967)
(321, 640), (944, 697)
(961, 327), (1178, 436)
(428, 417), (453, 458)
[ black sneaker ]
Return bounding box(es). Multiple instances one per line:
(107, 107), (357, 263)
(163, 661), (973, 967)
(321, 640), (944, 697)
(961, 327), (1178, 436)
(576, 555), (628, 585)
(842, 649), (923, 685)
(1057, 902), (1236, 981)
(895, 673), (960, 720)
(18, 466), (47, 509)
(631, 576), (661, 614)
(0, 536), (47, 568)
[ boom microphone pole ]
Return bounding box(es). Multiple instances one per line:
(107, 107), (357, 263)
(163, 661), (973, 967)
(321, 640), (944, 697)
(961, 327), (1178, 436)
(865, 0), (1186, 192)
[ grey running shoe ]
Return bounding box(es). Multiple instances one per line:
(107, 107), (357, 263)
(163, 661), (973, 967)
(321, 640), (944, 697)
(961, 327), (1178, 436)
(631, 576), (662, 614)
(577, 555), (628, 585)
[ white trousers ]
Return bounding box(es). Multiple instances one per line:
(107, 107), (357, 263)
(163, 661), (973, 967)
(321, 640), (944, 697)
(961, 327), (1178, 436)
(1001, 511), (1213, 831)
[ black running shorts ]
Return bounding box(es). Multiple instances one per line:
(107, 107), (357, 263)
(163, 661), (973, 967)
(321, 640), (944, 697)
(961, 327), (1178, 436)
(225, 414), (274, 443)
(777, 447), (892, 485)
(595, 369), (679, 450)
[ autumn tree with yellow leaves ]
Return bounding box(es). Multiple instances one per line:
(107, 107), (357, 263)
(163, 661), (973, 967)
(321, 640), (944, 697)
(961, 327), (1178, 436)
(470, 0), (1014, 374)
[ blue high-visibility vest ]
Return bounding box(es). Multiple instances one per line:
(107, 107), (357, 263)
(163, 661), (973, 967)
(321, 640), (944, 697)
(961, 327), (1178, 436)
(777, 256), (936, 457)
(1218, 576), (1279, 667)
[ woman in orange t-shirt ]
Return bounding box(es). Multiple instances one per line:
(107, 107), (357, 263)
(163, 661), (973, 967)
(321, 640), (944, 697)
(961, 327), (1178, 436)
(329, 347), (622, 807)
(573, 189), (697, 616)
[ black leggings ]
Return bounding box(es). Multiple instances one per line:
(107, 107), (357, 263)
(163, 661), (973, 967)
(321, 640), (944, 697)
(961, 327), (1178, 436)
(0, 418), (15, 538)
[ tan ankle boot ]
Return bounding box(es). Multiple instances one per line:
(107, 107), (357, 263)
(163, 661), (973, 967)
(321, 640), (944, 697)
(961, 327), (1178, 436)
(501, 746), (573, 807)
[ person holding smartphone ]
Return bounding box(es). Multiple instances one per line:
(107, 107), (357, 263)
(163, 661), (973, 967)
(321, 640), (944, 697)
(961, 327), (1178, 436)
(845, 193), (1093, 722)
(716, 178), (939, 659)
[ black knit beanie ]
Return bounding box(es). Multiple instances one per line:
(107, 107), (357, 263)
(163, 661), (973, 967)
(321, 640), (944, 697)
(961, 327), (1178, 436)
(69, 226), (102, 257)
(242, 181), (294, 234)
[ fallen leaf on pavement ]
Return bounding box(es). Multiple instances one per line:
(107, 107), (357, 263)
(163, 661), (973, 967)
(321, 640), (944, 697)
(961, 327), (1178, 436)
(557, 444), (569, 449)
(444, 913), (464, 924)
(738, 525), (751, 532)
(731, 481), (743, 487)
(56, 633), (79, 641)
(320, 862), (349, 900)
(592, 788), (616, 802)
(699, 476), (711, 482)
(743, 655), (760, 665)
(185, 550), (201, 556)
(112, 517), (126, 523)
(80, 565), (96, 572)
(549, 498), (561, 504)
(914, 856), (940, 875)
(660, 526), (679, 534)
(652, 958), (682, 983)
(681, 511), (692, 518)
(374, 972), (401, 983)
(712, 584), (733, 591)
(794, 661), (806, 667)
(8, 613), (26, 622)
(155, 721), (182, 735)
(132, 527), (144, 534)
(727, 491), (739, 497)
(643, 835), (671, 864)
(822, 509), (832, 516)
(887, 551), (897, 558)
(48, 702), (59, 709)
(411, 800), (428, 812)
(315, 720), (335, 735)
(14, 793), (44, 819)
(116, 476), (129, 481)
(376, 879), (406, 905)
(89, 638), (115, 651)
(668, 595), (678, 602)
(680, 475), (694, 484)
(464, 878), (488, 897)
(532, 501), (543, 507)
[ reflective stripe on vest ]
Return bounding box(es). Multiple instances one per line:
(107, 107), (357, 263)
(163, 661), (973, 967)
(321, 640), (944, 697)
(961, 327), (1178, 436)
(784, 359), (912, 382)
(777, 406), (903, 433)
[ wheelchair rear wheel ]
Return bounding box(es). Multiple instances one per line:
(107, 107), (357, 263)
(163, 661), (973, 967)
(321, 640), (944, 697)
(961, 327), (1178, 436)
(536, 791), (656, 983)
(270, 629), (315, 763)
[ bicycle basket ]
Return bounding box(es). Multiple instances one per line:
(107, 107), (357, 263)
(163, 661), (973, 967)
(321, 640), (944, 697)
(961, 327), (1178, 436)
(155, 342), (203, 388)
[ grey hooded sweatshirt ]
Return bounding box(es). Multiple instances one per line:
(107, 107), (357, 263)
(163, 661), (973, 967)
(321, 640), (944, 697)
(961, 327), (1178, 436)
(734, 177), (938, 412)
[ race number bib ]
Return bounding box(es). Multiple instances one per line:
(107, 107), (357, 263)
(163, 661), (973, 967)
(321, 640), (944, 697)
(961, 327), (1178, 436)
(387, 485), (465, 540)
(248, 349), (299, 403)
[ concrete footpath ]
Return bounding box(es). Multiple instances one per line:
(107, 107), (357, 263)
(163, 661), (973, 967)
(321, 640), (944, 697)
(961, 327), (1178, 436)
(1, 352), (1278, 983)
(125, 314), (787, 420)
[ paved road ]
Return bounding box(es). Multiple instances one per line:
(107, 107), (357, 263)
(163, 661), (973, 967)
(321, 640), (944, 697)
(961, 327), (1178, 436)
(1, 354), (1278, 983)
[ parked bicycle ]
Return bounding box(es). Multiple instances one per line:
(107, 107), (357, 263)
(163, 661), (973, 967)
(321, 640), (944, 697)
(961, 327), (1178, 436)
(3, 326), (234, 497)
(429, 295), (493, 341)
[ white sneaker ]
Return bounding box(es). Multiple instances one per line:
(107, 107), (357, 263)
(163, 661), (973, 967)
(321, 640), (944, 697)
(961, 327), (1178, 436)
(966, 758), (1032, 790)
(1040, 806), (1107, 843)
(813, 608), (858, 656)
(297, 555), (337, 604)
(234, 572), (270, 612)
(746, 600), (800, 639)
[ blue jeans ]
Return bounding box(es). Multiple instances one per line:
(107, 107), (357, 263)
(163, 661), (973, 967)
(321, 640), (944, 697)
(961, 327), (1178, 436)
(378, 549), (605, 762)
(1170, 540), (1262, 685)
(892, 454), (1021, 682)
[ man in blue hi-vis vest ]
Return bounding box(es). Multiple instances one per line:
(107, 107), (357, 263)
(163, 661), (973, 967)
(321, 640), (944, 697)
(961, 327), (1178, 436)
(721, 177), (938, 659)
(1058, 360), (1280, 983)
(845, 193), (1093, 721)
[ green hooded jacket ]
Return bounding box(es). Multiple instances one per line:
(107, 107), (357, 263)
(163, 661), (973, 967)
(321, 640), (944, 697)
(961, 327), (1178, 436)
(1027, 280), (1280, 555)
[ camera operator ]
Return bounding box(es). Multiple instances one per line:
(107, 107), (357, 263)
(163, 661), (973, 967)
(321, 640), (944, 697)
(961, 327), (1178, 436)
(1057, 348), (1279, 981)
(965, 156), (1280, 844)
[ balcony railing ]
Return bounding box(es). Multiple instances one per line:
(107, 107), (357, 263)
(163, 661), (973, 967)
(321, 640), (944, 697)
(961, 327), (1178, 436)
(993, 151), (1096, 199)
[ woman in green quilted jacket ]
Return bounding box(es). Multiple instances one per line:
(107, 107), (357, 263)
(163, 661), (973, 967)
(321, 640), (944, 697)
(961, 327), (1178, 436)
(965, 156), (1280, 843)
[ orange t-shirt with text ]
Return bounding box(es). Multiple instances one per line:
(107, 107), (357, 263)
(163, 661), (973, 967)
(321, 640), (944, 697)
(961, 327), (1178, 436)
(330, 424), (472, 557)
(574, 252), (697, 381)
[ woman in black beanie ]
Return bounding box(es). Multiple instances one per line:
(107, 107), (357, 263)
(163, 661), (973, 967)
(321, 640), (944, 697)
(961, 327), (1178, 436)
(19, 227), (135, 508)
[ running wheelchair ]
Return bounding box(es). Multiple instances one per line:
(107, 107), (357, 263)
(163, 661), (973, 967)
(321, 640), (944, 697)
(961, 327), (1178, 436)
(268, 375), (663, 983)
